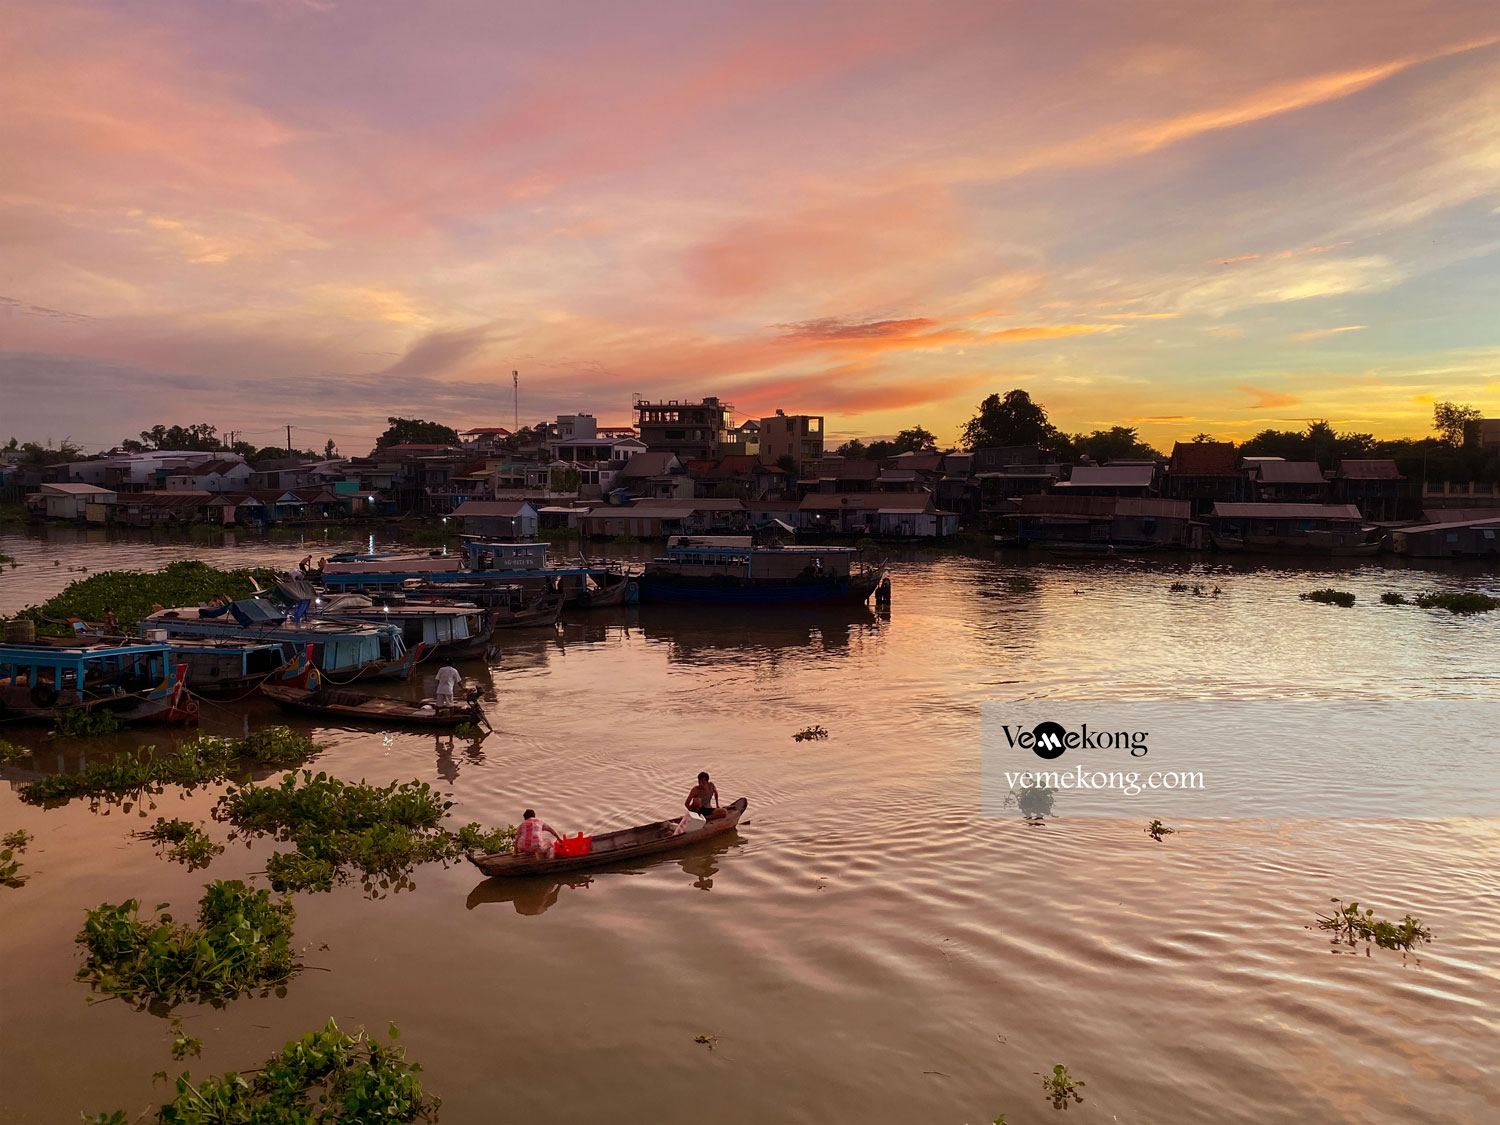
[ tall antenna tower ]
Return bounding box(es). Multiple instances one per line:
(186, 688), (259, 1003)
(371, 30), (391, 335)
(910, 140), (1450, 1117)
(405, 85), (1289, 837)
(512, 371), (519, 431)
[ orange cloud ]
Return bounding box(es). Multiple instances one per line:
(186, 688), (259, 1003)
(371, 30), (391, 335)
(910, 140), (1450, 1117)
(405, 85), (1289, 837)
(685, 186), (962, 302)
(1289, 325), (1366, 341)
(1234, 384), (1303, 408)
(984, 324), (1118, 343)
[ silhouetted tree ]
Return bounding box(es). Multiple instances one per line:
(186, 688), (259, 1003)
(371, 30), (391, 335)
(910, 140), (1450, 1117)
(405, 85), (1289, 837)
(1433, 401), (1482, 447)
(375, 417), (459, 449)
(892, 426), (938, 453)
(961, 390), (1062, 452)
(1069, 426), (1162, 462)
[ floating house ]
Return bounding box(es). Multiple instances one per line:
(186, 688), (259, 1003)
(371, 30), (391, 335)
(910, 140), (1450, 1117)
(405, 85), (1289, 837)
(1390, 516), (1500, 558)
(1209, 502), (1375, 555)
(451, 499), (539, 539)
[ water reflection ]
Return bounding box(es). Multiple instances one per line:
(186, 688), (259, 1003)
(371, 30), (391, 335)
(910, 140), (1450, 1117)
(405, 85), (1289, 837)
(635, 605), (881, 662)
(464, 831), (744, 915)
(433, 732), (489, 783)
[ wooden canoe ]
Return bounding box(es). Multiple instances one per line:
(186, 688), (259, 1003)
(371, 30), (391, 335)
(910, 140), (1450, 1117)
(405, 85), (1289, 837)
(261, 683), (487, 729)
(468, 797), (748, 877)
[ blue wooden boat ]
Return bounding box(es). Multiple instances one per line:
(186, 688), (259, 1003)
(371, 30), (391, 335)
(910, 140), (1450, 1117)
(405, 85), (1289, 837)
(141, 597), (419, 680)
(0, 642), (198, 724)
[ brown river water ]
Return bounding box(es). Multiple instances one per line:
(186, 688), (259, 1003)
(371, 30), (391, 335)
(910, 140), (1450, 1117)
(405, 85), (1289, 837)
(1, 527), (1498, 1123)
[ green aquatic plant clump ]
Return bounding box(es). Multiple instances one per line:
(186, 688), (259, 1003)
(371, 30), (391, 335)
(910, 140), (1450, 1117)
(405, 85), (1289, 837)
(18, 728), (321, 805)
(19, 559), (279, 632)
(85, 1019), (440, 1125)
(50, 707), (121, 739)
(1413, 591), (1500, 615)
(1038, 1063), (1085, 1109)
(1380, 591), (1408, 605)
(1, 829), (32, 888)
(217, 771), (515, 894)
(1300, 588), (1356, 607)
(0, 738), (32, 764)
(138, 818), (224, 870)
(76, 879), (298, 1011)
(1316, 898), (1434, 954)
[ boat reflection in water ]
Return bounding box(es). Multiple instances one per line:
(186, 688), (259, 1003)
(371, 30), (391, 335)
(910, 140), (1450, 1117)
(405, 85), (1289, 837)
(464, 831), (745, 916)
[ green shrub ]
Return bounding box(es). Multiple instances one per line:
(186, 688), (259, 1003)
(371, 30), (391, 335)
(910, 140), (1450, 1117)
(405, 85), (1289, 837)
(216, 771), (513, 894)
(1038, 1064), (1085, 1109)
(50, 707), (121, 739)
(137, 818), (224, 870)
(1, 830), (30, 888)
(1300, 588), (1356, 607)
(1316, 898), (1433, 953)
(76, 880), (297, 1010)
(0, 739), (32, 764)
(86, 1019), (440, 1124)
(19, 728), (321, 805)
(1413, 591), (1500, 615)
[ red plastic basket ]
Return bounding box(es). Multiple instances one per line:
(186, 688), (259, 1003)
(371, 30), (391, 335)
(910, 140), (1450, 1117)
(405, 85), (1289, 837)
(554, 833), (592, 857)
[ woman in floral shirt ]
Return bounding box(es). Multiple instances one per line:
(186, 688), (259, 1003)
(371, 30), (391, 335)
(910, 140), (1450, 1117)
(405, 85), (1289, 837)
(513, 809), (562, 857)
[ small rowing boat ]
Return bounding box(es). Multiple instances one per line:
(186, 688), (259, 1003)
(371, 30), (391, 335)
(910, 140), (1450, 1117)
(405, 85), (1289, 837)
(468, 797), (748, 877)
(262, 683), (489, 729)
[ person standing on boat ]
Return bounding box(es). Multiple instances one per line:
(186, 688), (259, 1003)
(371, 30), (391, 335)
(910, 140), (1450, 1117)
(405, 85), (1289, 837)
(685, 772), (726, 820)
(100, 607), (121, 638)
(434, 660), (462, 709)
(514, 810), (562, 858)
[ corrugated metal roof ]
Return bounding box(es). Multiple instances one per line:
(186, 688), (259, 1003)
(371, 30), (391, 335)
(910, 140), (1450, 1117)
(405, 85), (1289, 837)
(1400, 516), (1500, 534)
(800, 494), (934, 511)
(1169, 441), (1239, 475)
(452, 500), (535, 516)
(1338, 459), (1402, 479)
(1058, 465), (1156, 488)
(1250, 461), (1327, 484)
(43, 483), (115, 495)
(1212, 503), (1363, 519)
(1423, 508), (1500, 523)
(1114, 498), (1191, 518)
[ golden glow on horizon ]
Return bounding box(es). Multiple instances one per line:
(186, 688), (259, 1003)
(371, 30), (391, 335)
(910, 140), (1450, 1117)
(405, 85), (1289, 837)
(2, 2), (1499, 451)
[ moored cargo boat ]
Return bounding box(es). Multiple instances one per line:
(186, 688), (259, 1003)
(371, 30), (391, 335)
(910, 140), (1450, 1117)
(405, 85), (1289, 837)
(636, 537), (882, 605)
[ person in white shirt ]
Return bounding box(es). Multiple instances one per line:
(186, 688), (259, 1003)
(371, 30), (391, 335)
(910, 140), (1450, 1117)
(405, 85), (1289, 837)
(434, 661), (462, 708)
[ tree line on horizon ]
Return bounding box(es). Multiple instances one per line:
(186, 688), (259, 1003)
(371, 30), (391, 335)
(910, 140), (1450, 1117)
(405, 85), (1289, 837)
(7, 397), (1497, 482)
(835, 391), (1500, 482)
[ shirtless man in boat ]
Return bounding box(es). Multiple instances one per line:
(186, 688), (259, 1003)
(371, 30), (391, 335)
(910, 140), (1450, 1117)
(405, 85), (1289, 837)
(685, 772), (728, 821)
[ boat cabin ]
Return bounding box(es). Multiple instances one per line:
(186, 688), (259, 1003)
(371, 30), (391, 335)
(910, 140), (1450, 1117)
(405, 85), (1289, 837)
(142, 601), (408, 676)
(0, 642), (178, 719)
(318, 594), (488, 648)
(463, 540), (549, 571)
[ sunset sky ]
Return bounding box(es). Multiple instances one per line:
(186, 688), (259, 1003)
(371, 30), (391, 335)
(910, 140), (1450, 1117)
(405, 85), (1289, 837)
(3, 0), (1499, 454)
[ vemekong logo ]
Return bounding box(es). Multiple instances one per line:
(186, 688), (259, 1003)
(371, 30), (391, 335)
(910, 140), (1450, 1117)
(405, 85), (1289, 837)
(1002, 721), (1150, 760)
